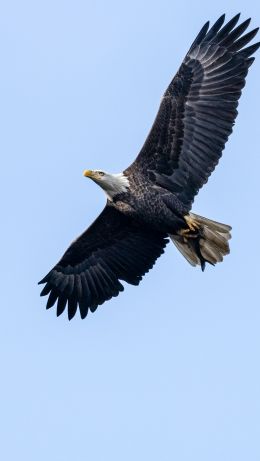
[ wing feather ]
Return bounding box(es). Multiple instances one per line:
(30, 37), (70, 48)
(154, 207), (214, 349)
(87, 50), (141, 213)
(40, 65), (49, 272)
(39, 205), (168, 319)
(126, 14), (259, 208)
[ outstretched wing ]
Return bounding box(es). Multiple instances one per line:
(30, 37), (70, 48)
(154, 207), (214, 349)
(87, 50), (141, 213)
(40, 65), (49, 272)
(126, 14), (259, 208)
(39, 205), (168, 320)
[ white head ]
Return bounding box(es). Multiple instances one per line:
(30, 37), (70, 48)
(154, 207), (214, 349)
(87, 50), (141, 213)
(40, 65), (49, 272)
(83, 169), (130, 200)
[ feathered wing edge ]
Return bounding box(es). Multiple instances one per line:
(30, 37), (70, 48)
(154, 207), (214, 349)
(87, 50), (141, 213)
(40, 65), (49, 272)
(39, 205), (168, 320)
(126, 14), (259, 209)
(174, 14), (260, 206)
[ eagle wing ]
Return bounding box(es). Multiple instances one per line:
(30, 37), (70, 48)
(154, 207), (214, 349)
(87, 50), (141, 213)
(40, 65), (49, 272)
(39, 205), (168, 320)
(126, 14), (259, 208)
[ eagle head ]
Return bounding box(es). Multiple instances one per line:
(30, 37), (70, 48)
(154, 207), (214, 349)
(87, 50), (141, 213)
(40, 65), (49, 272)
(83, 169), (130, 200)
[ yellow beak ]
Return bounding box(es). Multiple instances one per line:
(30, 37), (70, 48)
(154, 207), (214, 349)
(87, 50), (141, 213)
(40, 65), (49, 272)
(83, 169), (93, 178)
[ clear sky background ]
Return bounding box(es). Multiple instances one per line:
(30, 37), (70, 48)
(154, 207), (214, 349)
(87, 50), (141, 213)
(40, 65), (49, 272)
(1, 1), (260, 460)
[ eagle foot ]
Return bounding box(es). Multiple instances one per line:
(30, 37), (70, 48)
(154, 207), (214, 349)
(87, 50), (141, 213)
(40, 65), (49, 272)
(179, 215), (200, 241)
(184, 215), (200, 231)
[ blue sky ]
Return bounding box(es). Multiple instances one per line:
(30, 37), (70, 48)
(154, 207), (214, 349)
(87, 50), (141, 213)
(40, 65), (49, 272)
(1, 1), (260, 460)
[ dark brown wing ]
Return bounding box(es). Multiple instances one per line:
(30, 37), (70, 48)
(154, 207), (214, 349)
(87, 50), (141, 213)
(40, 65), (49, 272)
(39, 205), (168, 320)
(126, 14), (259, 208)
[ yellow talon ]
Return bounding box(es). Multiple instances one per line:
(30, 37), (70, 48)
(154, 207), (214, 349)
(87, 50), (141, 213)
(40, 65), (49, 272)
(179, 215), (200, 239)
(184, 214), (200, 232)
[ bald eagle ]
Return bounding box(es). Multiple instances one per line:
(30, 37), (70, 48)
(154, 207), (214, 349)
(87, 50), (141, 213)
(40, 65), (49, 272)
(39, 14), (259, 320)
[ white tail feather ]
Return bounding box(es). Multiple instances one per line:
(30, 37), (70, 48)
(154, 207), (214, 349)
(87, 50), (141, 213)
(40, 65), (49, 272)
(171, 237), (200, 266)
(170, 213), (231, 269)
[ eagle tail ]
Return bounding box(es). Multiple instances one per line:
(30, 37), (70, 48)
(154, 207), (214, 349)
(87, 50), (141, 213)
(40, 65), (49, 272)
(170, 213), (232, 271)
